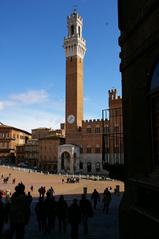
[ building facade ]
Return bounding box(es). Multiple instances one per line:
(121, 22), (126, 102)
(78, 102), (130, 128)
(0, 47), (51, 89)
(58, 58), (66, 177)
(39, 136), (65, 172)
(118, 0), (159, 238)
(0, 123), (31, 163)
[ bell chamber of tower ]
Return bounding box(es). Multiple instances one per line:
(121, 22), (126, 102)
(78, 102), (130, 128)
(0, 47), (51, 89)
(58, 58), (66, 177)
(64, 10), (86, 142)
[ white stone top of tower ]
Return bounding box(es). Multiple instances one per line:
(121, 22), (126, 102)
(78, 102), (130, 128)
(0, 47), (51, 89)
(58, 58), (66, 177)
(63, 10), (86, 59)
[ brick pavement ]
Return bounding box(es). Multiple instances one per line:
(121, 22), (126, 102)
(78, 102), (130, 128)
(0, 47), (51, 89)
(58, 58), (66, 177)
(25, 193), (122, 239)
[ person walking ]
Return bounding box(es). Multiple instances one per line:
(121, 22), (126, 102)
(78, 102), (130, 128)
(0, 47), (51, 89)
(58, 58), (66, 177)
(9, 183), (30, 239)
(57, 195), (68, 233)
(103, 187), (112, 214)
(79, 194), (93, 235)
(69, 199), (81, 239)
(35, 197), (46, 232)
(26, 192), (33, 208)
(44, 191), (57, 234)
(91, 189), (100, 210)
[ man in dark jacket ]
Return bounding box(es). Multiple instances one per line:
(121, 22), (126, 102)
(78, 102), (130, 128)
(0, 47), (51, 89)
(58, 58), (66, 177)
(9, 183), (30, 239)
(91, 189), (100, 209)
(69, 199), (81, 239)
(35, 196), (46, 232)
(80, 194), (93, 235)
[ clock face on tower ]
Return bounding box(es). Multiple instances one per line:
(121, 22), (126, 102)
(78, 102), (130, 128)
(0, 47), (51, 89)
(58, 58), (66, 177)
(67, 114), (75, 124)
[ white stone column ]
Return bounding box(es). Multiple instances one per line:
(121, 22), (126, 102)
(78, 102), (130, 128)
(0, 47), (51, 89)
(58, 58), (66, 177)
(70, 156), (74, 174)
(75, 157), (80, 173)
(83, 162), (87, 174)
(57, 155), (61, 173)
(92, 163), (96, 174)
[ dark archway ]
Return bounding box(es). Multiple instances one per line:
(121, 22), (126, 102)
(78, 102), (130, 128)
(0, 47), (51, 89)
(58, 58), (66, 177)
(87, 162), (92, 173)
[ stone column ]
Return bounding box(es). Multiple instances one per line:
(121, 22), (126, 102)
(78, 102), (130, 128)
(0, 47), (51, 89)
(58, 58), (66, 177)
(92, 163), (96, 174)
(83, 162), (87, 174)
(75, 157), (80, 173)
(70, 156), (74, 174)
(57, 154), (61, 173)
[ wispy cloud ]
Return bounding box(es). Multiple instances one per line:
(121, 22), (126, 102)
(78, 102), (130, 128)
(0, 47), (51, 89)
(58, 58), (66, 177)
(2, 109), (64, 133)
(0, 89), (49, 111)
(10, 90), (48, 104)
(0, 89), (65, 131)
(0, 102), (5, 110)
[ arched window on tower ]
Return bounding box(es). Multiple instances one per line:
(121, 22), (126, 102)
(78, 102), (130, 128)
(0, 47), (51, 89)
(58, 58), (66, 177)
(78, 26), (81, 37)
(71, 25), (74, 36)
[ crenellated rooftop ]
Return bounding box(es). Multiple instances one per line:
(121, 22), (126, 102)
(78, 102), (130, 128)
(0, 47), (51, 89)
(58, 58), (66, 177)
(108, 89), (122, 101)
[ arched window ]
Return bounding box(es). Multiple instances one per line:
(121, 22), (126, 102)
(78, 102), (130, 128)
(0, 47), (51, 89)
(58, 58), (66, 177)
(86, 125), (91, 133)
(95, 162), (100, 172)
(95, 125), (100, 133)
(87, 145), (92, 153)
(87, 162), (92, 173)
(78, 26), (81, 37)
(71, 25), (74, 35)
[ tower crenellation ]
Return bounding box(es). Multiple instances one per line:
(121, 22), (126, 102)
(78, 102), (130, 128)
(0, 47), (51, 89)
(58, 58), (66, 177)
(108, 89), (122, 108)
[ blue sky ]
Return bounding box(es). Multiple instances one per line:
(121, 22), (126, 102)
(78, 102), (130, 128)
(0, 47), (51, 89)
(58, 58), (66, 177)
(0, 0), (121, 132)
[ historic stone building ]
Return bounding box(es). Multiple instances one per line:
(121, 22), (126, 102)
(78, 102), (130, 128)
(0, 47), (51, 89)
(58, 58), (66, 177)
(57, 10), (123, 175)
(16, 128), (64, 169)
(16, 139), (39, 167)
(118, 0), (159, 238)
(38, 136), (65, 172)
(0, 123), (31, 163)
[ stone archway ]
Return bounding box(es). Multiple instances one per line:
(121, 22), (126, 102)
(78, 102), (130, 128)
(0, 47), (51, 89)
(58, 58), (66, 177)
(61, 151), (71, 172)
(58, 144), (80, 174)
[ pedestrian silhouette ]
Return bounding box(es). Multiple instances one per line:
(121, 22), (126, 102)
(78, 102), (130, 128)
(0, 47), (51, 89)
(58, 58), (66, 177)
(91, 189), (100, 209)
(103, 187), (112, 214)
(35, 197), (46, 232)
(9, 183), (30, 239)
(57, 195), (68, 233)
(80, 194), (93, 235)
(69, 199), (81, 239)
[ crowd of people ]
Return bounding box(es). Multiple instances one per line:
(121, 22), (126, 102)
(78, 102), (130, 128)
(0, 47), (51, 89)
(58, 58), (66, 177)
(1, 174), (16, 185)
(0, 178), (113, 239)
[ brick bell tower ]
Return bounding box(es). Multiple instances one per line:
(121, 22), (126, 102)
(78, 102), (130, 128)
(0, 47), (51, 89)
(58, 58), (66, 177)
(64, 10), (86, 142)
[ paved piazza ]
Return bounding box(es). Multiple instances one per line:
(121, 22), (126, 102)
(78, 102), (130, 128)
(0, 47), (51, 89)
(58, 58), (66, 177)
(0, 166), (124, 239)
